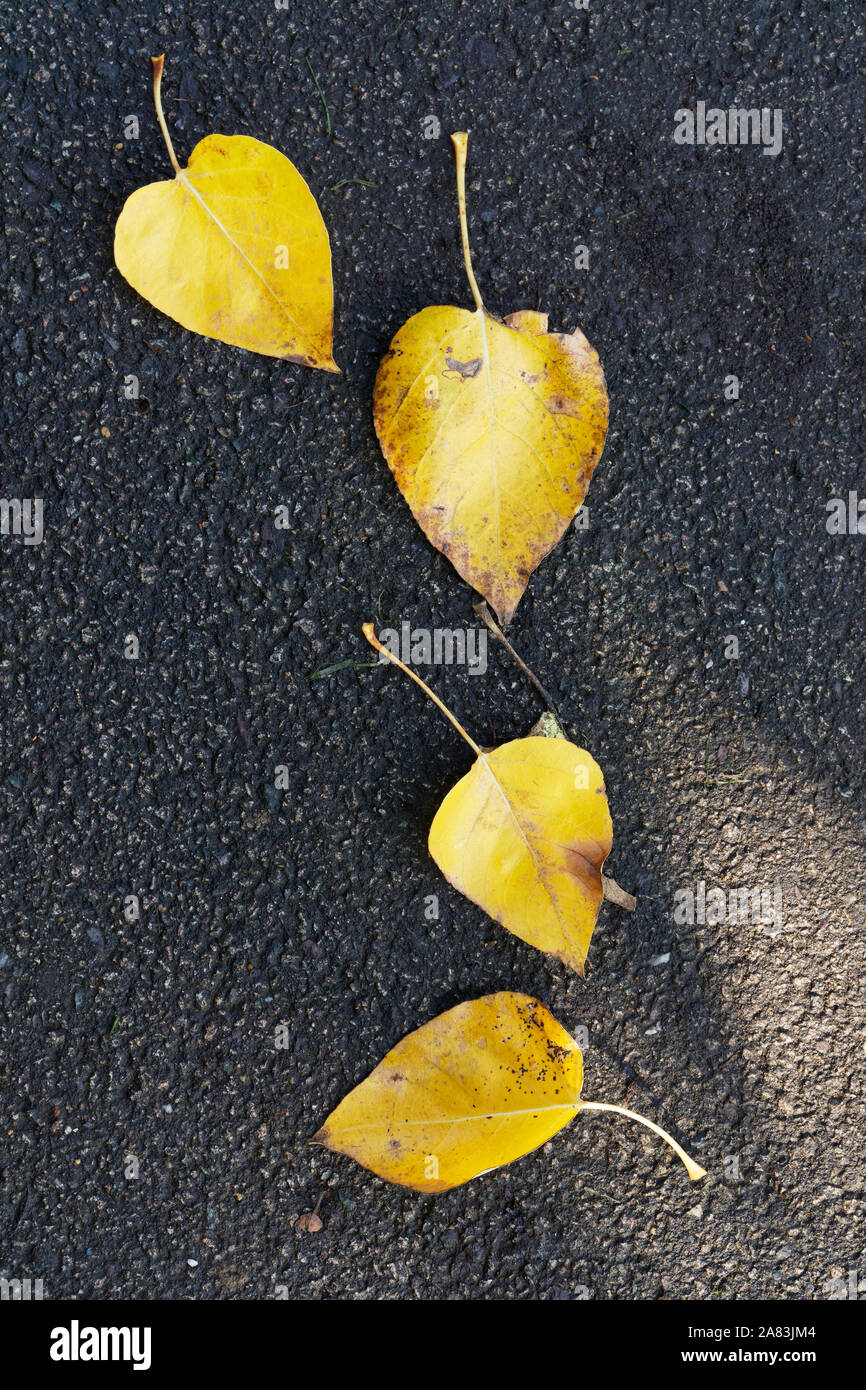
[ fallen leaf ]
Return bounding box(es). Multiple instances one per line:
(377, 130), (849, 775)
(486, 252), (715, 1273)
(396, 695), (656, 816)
(114, 56), (338, 370)
(373, 132), (607, 624)
(363, 624), (630, 975)
(432, 736), (611, 974)
(315, 992), (706, 1192)
(294, 1211), (324, 1232)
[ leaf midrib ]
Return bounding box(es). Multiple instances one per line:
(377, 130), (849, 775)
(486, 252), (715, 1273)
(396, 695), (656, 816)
(477, 308), (505, 571)
(175, 167), (312, 349)
(331, 1100), (583, 1136)
(477, 751), (579, 960)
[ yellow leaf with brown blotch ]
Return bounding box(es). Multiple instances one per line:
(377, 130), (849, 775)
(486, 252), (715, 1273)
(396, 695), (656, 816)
(373, 132), (607, 624)
(315, 992), (707, 1192)
(114, 57), (338, 370)
(429, 735), (612, 975)
(363, 624), (630, 976)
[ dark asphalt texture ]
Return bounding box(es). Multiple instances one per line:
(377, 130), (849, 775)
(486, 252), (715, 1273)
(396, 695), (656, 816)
(1, 0), (864, 1301)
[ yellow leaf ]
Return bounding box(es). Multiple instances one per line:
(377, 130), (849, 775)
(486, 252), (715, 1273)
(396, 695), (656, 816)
(373, 132), (607, 623)
(363, 624), (622, 975)
(114, 57), (338, 371)
(430, 735), (612, 975)
(315, 992), (707, 1192)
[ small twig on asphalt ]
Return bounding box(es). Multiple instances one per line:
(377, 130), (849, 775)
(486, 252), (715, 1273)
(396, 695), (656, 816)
(329, 178), (378, 191)
(305, 57), (332, 137)
(308, 659), (378, 681)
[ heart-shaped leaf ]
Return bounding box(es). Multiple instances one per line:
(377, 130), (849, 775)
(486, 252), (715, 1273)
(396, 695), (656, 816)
(315, 992), (707, 1192)
(430, 734), (612, 975)
(373, 133), (608, 624)
(363, 624), (633, 975)
(114, 57), (338, 370)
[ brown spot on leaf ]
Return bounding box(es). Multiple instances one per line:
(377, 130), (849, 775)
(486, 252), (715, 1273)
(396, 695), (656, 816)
(546, 394), (584, 418)
(561, 837), (607, 898)
(443, 354), (483, 379)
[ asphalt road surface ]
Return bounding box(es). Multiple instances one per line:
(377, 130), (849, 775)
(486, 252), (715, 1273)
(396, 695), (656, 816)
(1, 0), (864, 1299)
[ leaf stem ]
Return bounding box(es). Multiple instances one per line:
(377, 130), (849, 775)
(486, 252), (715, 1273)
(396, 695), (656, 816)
(451, 132), (484, 313)
(579, 1101), (707, 1181)
(474, 600), (561, 720)
(362, 623), (481, 756)
(151, 54), (180, 174)
(601, 874), (637, 911)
